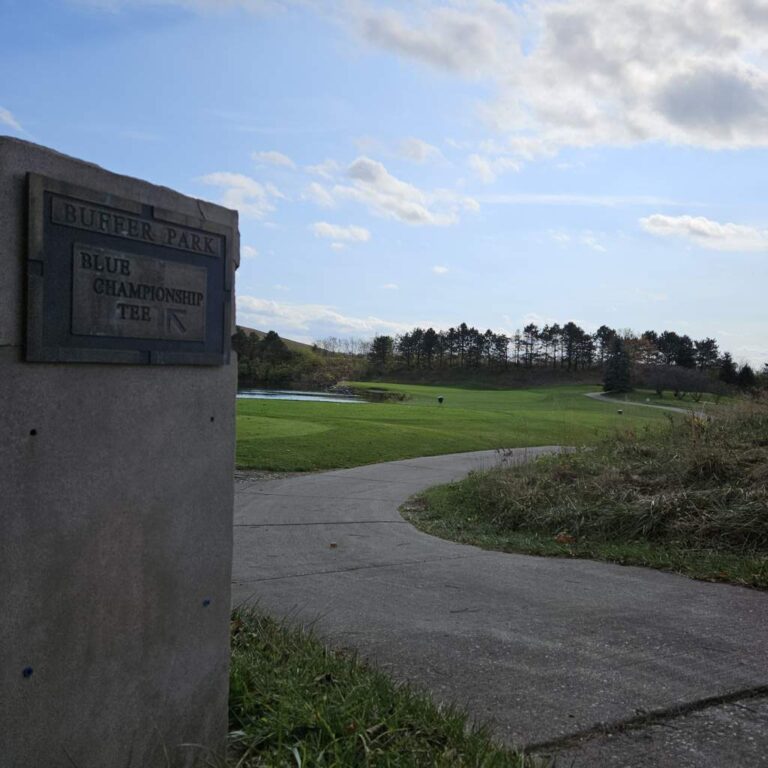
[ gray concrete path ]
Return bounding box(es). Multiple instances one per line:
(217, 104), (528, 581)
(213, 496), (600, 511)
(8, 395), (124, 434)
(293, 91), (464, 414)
(232, 449), (768, 766)
(586, 390), (707, 417)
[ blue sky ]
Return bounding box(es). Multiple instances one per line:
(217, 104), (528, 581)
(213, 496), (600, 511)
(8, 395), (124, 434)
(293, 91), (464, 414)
(2, 0), (767, 365)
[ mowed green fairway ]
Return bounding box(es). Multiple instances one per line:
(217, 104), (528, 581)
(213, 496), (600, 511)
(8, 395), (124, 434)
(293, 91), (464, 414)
(236, 383), (671, 471)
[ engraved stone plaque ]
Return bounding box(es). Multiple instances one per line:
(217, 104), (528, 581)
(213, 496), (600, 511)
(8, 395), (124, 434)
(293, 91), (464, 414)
(71, 245), (207, 341)
(26, 174), (235, 365)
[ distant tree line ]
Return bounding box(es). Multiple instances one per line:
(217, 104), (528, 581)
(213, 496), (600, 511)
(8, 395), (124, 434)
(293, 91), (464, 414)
(313, 336), (372, 356)
(367, 321), (764, 394)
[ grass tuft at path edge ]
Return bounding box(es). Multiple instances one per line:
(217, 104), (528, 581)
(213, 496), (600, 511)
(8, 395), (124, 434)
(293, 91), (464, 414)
(227, 609), (543, 767)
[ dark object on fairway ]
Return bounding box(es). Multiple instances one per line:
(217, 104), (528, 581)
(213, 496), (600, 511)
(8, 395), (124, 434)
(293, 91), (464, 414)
(617, 409), (623, 415)
(438, 396), (444, 405)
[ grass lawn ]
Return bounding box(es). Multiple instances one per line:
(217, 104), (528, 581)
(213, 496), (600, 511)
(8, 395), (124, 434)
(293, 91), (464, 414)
(403, 399), (768, 589)
(228, 609), (538, 767)
(236, 383), (670, 471)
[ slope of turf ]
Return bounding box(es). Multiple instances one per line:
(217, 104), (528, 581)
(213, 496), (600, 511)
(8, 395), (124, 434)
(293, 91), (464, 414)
(236, 383), (670, 471)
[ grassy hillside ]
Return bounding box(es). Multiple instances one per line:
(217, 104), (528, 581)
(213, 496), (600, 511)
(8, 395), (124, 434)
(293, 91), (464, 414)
(236, 325), (319, 355)
(236, 383), (672, 471)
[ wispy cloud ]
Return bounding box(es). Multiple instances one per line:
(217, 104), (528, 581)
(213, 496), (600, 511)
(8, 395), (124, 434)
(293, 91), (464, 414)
(253, 149), (295, 168)
(398, 137), (443, 163)
(302, 181), (335, 208)
(311, 221), (371, 243)
(305, 159), (340, 179)
(468, 153), (520, 183)
(237, 295), (418, 336)
(0, 106), (23, 132)
(334, 156), (478, 226)
(432, 265), (449, 275)
(549, 229), (606, 251)
(73, 0), (290, 11)
(199, 172), (283, 219)
(580, 232), (606, 253)
(479, 193), (689, 207)
(351, 1), (520, 78)
(242, 245), (259, 259)
(640, 214), (768, 252)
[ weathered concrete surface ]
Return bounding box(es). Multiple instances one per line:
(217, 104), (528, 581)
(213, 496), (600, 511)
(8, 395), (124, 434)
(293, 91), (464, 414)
(0, 138), (237, 768)
(546, 694), (768, 767)
(233, 449), (768, 766)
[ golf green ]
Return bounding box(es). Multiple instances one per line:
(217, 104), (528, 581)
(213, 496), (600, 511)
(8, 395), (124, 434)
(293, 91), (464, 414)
(236, 383), (671, 472)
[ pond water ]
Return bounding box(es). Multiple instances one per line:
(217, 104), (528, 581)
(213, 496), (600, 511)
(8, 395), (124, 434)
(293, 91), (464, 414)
(237, 388), (366, 404)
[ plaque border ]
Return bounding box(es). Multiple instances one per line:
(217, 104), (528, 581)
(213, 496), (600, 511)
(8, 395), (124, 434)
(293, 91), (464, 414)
(26, 173), (234, 366)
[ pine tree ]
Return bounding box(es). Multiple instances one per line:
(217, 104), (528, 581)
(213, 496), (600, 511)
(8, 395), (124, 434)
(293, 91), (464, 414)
(719, 352), (738, 385)
(368, 335), (393, 368)
(737, 363), (756, 390)
(603, 336), (632, 392)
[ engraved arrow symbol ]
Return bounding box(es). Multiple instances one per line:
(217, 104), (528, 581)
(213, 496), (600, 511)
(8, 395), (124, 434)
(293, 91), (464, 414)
(166, 308), (188, 334)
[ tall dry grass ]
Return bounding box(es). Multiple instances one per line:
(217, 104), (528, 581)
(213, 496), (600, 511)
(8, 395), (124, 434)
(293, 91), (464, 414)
(464, 396), (768, 553)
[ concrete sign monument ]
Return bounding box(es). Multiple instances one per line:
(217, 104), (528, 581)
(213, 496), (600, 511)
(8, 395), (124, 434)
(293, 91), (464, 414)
(0, 137), (239, 767)
(26, 173), (233, 364)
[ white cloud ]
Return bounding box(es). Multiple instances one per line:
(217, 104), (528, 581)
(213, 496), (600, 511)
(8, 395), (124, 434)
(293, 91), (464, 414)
(0, 107), (23, 132)
(334, 156), (477, 226)
(73, 0), (289, 11)
(199, 172), (283, 219)
(580, 232), (606, 252)
(302, 181), (335, 208)
(432, 265), (449, 274)
(640, 214), (768, 252)
(521, 312), (557, 328)
(478, 193), (686, 207)
(399, 137), (443, 163)
(338, 156), (449, 225)
(468, 153), (520, 183)
(305, 159), (340, 179)
(252, 150), (295, 168)
(351, 0), (521, 77)
(549, 229), (606, 251)
(237, 295), (416, 336)
(351, 0), (768, 156)
(242, 245), (259, 259)
(311, 221), (371, 242)
(382, 282), (399, 290)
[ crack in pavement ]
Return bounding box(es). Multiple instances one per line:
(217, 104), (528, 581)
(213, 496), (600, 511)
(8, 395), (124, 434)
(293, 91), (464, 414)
(234, 552), (486, 584)
(234, 520), (408, 527)
(527, 684), (768, 754)
(237, 492), (418, 501)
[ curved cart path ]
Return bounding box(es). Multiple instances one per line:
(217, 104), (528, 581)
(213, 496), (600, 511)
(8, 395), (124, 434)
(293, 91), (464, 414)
(232, 449), (768, 766)
(586, 390), (707, 417)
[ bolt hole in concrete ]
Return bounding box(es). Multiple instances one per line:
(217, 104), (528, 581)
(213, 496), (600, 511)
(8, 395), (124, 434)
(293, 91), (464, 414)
(29, 429), (37, 436)
(22, 667), (33, 678)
